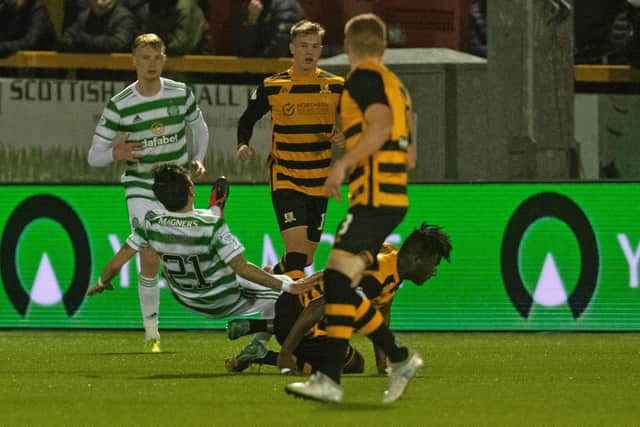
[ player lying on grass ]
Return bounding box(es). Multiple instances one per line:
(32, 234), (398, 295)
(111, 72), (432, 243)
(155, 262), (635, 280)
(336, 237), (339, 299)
(87, 164), (315, 350)
(225, 223), (452, 375)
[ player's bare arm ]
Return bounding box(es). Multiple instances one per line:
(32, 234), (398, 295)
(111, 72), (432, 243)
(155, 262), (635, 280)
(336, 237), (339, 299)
(228, 254), (314, 294)
(278, 296), (326, 373)
(87, 244), (138, 296)
(373, 301), (392, 375)
(323, 103), (392, 201)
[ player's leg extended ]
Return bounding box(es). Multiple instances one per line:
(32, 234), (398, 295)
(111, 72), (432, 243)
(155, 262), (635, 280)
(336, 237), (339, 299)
(285, 250), (364, 402)
(352, 279), (423, 402)
(127, 198), (164, 351)
(225, 278), (280, 372)
(139, 247), (161, 352)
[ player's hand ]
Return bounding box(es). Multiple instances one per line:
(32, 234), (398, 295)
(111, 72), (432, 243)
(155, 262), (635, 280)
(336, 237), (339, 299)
(87, 281), (114, 297)
(191, 159), (206, 177)
(331, 130), (345, 149)
(323, 160), (346, 201)
(112, 134), (143, 162)
(277, 350), (298, 374)
(298, 271), (323, 287)
(237, 144), (255, 161)
(284, 276), (316, 295)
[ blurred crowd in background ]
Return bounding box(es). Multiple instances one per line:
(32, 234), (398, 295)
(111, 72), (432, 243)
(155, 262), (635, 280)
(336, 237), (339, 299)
(1, 0), (639, 75)
(467, 0), (640, 67)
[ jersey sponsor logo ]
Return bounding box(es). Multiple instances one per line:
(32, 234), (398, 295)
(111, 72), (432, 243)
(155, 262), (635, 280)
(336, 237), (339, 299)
(133, 114), (143, 122)
(157, 218), (199, 227)
(151, 121), (165, 136)
(296, 102), (329, 115)
(282, 103), (295, 116)
(142, 133), (178, 148)
(501, 192), (599, 319)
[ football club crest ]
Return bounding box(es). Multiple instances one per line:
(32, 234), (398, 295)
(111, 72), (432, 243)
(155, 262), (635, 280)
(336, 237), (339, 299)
(167, 105), (180, 117)
(151, 121), (165, 136)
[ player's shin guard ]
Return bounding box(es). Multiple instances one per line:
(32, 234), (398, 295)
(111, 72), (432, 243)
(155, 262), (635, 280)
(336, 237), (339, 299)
(273, 252), (307, 280)
(138, 275), (160, 340)
(355, 299), (408, 363)
(322, 268), (357, 383)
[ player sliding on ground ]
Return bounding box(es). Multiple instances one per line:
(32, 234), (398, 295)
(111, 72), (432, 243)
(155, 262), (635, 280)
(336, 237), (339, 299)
(87, 164), (316, 349)
(225, 223), (452, 376)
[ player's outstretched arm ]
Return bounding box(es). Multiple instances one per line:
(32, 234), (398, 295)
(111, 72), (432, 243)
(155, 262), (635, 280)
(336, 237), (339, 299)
(373, 301), (392, 375)
(87, 244), (137, 297)
(278, 296), (326, 374)
(228, 254), (316, 294)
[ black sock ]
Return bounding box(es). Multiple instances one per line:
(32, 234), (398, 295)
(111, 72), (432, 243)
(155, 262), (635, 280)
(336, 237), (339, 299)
(246, 319), (268, 334)
(256, 350), (278, 366)
(367, 326), (408, 363)
(322, 338), (349, 383)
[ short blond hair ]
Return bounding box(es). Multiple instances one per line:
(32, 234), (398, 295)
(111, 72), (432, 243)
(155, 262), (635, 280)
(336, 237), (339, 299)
(290, 20), (326, 40)
(133, 33), (165, 52)
(344, 13), (386, 57)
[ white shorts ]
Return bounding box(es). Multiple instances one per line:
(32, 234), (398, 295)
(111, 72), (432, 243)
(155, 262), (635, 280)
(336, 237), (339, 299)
(178, 276), (284, 320)
(127, 197), (165, 231)
(228, 276), (283, 319)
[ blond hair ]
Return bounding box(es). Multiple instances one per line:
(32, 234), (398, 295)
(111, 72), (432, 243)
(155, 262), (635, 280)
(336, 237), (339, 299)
(133, 33), (165, 52)
(290, 20), (326, 40)
(344, 13), (386, 57)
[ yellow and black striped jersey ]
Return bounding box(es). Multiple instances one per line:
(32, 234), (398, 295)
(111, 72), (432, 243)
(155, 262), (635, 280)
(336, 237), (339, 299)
(237, 67), (343, 196)
(340, 60), (413, 208)
(359, 242), (402, 307)
(295, 242), (401, 337)
(298, 282), (327, 338)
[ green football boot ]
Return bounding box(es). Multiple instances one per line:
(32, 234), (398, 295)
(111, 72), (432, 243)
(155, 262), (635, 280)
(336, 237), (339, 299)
(225, 339), (267, 373)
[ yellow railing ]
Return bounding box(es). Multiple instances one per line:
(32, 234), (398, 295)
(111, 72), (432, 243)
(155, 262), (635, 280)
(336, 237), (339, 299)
(1, 51), (640, 81)
(574, 64), (640, 83)
(0, 51), (291, 74)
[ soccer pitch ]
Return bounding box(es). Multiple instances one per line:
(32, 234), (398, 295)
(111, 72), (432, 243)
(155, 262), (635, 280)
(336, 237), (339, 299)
(0, 331), (638, 426)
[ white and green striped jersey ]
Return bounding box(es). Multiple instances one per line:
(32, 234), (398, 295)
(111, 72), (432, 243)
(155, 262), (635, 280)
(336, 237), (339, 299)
(94, 78), (202, 201)
(126, 208), (247, 317)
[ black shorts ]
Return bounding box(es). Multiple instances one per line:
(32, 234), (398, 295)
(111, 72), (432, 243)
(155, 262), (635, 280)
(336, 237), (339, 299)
(333, 205), (407, 265)
(271, 189), (328, 242)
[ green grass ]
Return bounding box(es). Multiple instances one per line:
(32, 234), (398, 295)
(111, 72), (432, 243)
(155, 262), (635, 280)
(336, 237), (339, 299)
(0, 331), (638, 426)
(0, 144), (268, 183)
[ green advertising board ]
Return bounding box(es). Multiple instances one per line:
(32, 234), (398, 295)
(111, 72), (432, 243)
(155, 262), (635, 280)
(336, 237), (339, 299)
(1, 183), (639, 330)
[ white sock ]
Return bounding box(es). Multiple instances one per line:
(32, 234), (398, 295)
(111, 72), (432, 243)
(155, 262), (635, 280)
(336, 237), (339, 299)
(138, 275), (160, 340)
